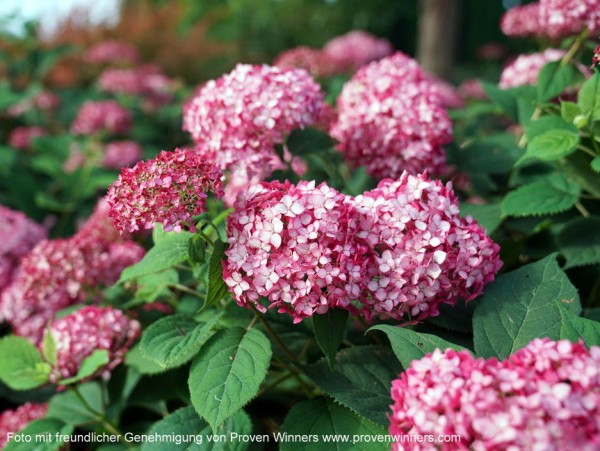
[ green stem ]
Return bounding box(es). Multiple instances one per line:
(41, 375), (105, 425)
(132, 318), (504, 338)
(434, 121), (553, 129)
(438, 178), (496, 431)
(257, 372), (294, 397)
(575, 202), (591, 217)
(561, 29), (590, 66)
(170, 284), (204, 300)
(577, 144), (597, 158)
(251, 306), (298, 363)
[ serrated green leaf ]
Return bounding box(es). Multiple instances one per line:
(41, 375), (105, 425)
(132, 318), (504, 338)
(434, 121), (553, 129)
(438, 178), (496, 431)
(133, 269), (178, 304)
(312, 309), (348, 369)
(124, 344), (165, 375)
(287, 128), (336, 156)
(4, 419), (73, 451)
(459, 202), (502, 234)
(557, 216), (600, 268)
(501, 175), (580, 217)
(140, 313), (222, 369)
(367, 325), (466, 368)
(0, 336), (49, 390)
(557, 302), (600, 347)
(578, 72), (600, 122)
(517, 129), (580, 165)
(189, 328), (271, 431)
(60, 349), (109, 385)
(561, 101), (581, 123)
(205, 240), (229, 308)
(279, 398), (388, 451)
(47, 382), (103, 425)
(537, 61), (576, 102)
(119, 232), (192, 283)
(303, 346), (401, 426)
(591, 156), (600, 172)
(473, 254), (580, 359)
(141, 406), (252, 451)
(525, 115), (577, 142)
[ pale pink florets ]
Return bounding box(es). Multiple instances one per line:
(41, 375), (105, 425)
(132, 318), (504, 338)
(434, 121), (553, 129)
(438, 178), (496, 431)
(8, 91), (61, 117)
(539, 0), (600, 39)
(330, 52), (452, 180)
(390, 338), (600, 450)
(103, 140), (143, 169)
(0, 403), (47, 449)
(500, 3), (543, 38)
(85, 40), (140, 65)
(273, 46), (335, 78)
(46, 306), (140, 383)
(0, 206), (46, 291)
(8, 126), (46, 150)
(322, 30), (394, 73)
(97, 66), (174, 108)
(71, 100), (132, 136)
(499, 49), (566, 89)
(107, 148), (224, 233)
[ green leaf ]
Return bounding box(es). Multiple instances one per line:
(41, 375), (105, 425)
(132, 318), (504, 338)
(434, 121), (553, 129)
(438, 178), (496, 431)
(279, 398), (388, 451)
(141, 406), (252, 451)
(287, 128), (336, 156)
(591, 156), (600, 173)
(312, 309), (348, 369)
(557, 302), (600, 347)
(140, 313), (223, 369)
(557, 217), (600, 268)
(578, 72), (600, 122)
(473, 254), (580, 359)
(4, 419), (74, 451)
(303, 346), (401, 426)
(60, 350), (109, 385)
(524, 115), (577, 142)
(482, 82), (518, 121)
(205, 240), (229, 308)
(561, 101), (581, 123)
(124, 344), (165, 375)
(42, 329), (57, 367)
(501, 174), (580, 217)
(189, 327), (271, 431)
(47, 382), (103, 425)
(368, 325), (466, 368)
(119, 232), (192, 283)
(537, 61), (576, 102)
(132, 269), (178, 304)
(188, 235), (207, 264)
(517, 129), (580, 165)
(0, 145), (16, 176)
(459, 202), (502, 234)
(0, 336), (50, 390)
(452, 133), (522, 175)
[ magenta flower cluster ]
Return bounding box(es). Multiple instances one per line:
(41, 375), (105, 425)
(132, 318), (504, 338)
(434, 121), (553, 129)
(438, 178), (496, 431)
(107, 148), (224, 233)
(85, 40), (140, 65)
(330, 52), (453, 180)
(8, 126), (46, 151)
(390, 339), (600, 450)
(0, 403), (47, 448)
(322, 30), (394, 73)
(499, 49), (566, 89)
(103, 140), (143, 169)
(45, 306), (140, 383)
(98, 65), (174, 108)
(71, 100), (132, 136)
(224, 173), (501, 323)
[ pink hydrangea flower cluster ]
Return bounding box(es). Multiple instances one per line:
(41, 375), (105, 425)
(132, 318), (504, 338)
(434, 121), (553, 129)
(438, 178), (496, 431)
(45, 306), (140, 383)
(273, 46), (335, 78)
(322, 30), (394, 73)
(107, 148), (224, 233)
(8, 91), (61, 117)
(103, 140), (143, 169)
(0, 200), (144, 343)
(85, 40), (140, 65)
(98, 66), (174, 108)
(182, 64), (329, 204)
(224, 174), (501, 323)
(0, 403), (47, 448)
(425, 74), (464, 109)
(0, 206), (46, 292)
(539, 0), (600, 39)
(592, 44), (600, 69)
(500, 3), (543, 38)
(390, 338), (600, 450)
(330, 52), (453, 180)
(8, 126), (46, 150)
(499, 49), (566, 89)
(71, 100), (132, 136)
(457, 78), (487, 101)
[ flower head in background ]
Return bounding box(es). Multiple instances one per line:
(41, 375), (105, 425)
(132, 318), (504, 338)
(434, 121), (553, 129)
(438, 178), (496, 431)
(539, 0), (600, 39)
(390, 339), (600, 450)
(322, 30), (393, 73)
(499, 49), (566, 89)
(501, 2), (543, 38)
(0, 403), (47, 448)
(330, 52), (452, 180)
(273, 46), (335, 78)
(85, 40), (140, 65)
(98, 65), (174, 108)
(102, 141), (143, 170)
(45, 306), (140, 383)
(71, 100), (132, 136)
(592, 44), (600, 69)
(8, 126), (46, 151)
(8, 91), (61, 117)
(107, 148), (223, 233)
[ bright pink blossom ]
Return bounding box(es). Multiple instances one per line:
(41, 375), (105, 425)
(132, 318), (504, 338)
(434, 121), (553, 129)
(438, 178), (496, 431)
(539, 0), (600, 38)
(8, 126), (46, 150)
(390, 339), (600, 450)
(107, 148), (223, 233)
(85, 40), (140, 65)
(322, 30), (393, 73)
(71, 100), (132, 136)
(103, 140), (142, 169)
(45, 306), (140, 383)
(501, 3), (543, 38)
(0, 403), (47, 448)
(330, 52), (452, 180)
(499, 49), (566, 89)
(273, 46), (335, 78)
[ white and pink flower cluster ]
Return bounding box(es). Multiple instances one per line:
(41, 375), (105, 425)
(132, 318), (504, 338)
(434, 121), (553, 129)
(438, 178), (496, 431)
(499, 49), (566, 89)
(182, 64), (330, 204)
(102, 140), (143, 170)
(501, 0), (600, 39)
(224, 173), (501, 323)
(71, 100), (132, 136)
(107, 148), (223, 233)
(0, 199), (145, 343)
(0, 403), (47, 449)
(390, 339), (600, 450)
(45, 306), (140, 383)
(330, 52), (453, 180)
